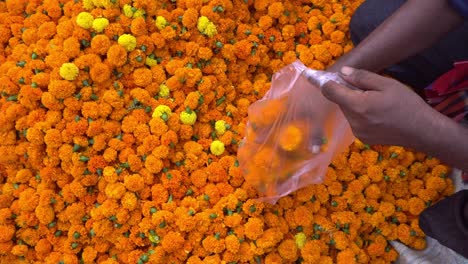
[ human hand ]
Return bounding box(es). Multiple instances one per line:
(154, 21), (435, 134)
(321, 66), (434, 147)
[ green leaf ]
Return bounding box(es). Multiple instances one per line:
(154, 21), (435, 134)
(16, 61), (26, 67)
(216, 96), (226, 106)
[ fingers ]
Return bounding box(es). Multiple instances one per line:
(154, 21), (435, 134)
(322, 80), (361, 109)
(340, 66), (393, 91)
(310, 130), (324, 154)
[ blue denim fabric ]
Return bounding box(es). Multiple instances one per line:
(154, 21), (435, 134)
(350, 0), (468, 90)
(450, 0), (468, 17)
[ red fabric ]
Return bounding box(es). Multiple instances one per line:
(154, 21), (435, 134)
(426, 61), (468, 97)
(425, 61), (468, 183)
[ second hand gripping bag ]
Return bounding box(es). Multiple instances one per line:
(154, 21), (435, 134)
(238, 60), (355, 204)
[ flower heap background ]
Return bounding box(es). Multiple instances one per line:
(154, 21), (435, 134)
(0, 0), (455, 263)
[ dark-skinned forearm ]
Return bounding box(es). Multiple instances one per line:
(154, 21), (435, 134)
(329, 0), (464, 73)
(411, 110), (468, 171)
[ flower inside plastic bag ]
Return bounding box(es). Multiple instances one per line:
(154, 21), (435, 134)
(238, 60), (354, 204)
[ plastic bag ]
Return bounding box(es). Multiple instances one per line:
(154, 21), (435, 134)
(238, 60), (354, 204)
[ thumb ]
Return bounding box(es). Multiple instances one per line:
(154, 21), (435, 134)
(340, 66), (392, 91)
(322, 80), (361, 109)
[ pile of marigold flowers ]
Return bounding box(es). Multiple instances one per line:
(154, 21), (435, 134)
(0, 0), (454, 263)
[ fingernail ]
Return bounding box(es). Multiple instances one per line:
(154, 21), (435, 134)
(311, 145), (321, 154)
(341, 66), (354, 76)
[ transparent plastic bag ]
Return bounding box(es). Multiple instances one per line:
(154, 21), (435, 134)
(238, 60), (354, 204)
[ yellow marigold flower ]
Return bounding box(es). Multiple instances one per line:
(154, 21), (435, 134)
(133, 9), (146, 18)
(156, 16), (168, 30)
(215, 120), (227, 135)
(59, 63), (79, 81)
(197, 16), (210, 32)
(294, 232), (307, 249)
(197, 16), (217, 37)
(210, 140), (225, 156)
(279, 124), (303, 151)
(204, 23), (217, 37)
(159, 84), (170, 98)
(76, 12), (94, 29)
(145, 57), (158, 67)
(92, 18), (109, 33)
(83, 0), (94, 10)
(123, 4), (134, 17)
(180, 108), (197, 125)
(152, 105), (172, 121)
(101, 0), (115, 8)
(118, 34), (137, 51)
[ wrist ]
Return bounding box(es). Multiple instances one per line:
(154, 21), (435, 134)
(414, 109), (468, 170)
(327, 51), (368, 73)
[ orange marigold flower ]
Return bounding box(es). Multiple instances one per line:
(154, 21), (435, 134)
(397, 223), (415, 245)
(121, 192), (138, 210)
(198, 47), (213, 60)
(90, 62), (111, 84)
(161, 231), (185, 253)
(91, 35), (111, 55)
(11, 244), (28, 257)
(202, 235), (226, 254)
(364, 184), (382, 199)
(0, 225), (16, 243)
(124, 174), (145, 192)
(268, 2), (284, 19)
(151, 184), (169, 206)
(281, 25), (295, 40)
(259, 15), (273, 31)
(233, 39), (252, 60)
(63, 37), (81, 58)
(15, 169), (32, 183)
(378, 201), (395, 217)
(35, 205), (55, 225)
(369, 211), (385, 227)
(278, 239), (298, 262)
(223, 234), (240, 253)
(256, 228), (284, 249)
(144, 154), (163, 174)
(431, 164), (450, 178)
(411, 237), (427, 250)
(44, 128), (62, 148)
(417, 188), (438, 203)
(48, 80), (76, 99)
(224, 214), (242, 228)
(425, 176), (447, 192)
(330, 30), (345, 44)
(244, 217), (264, 240)
(133, 68), (152, 87)
(82, 246), (98, 263)
(182, 8), (199, 29)
(130, 17), (148, 36)
(408, 197), (425, 216)
(337, 248), (357, 264)
(105, 182), (126, 200)
(301, 241), (321, 263)
(107, 44), (128, 67)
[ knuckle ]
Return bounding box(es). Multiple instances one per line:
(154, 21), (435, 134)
(351, 69), (366, 83)
(354, 104), (368, 115)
